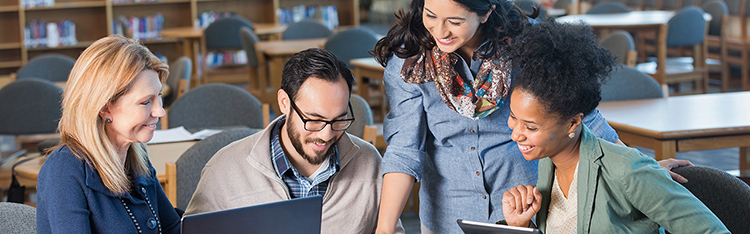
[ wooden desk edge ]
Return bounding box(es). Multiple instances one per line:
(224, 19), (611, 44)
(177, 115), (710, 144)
(608, 121), (750, 139)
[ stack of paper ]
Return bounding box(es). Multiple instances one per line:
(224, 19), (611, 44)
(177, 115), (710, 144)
(148, 126), (222, 144)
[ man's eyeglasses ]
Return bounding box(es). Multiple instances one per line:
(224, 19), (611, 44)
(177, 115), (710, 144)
(289, 99), (355, 132)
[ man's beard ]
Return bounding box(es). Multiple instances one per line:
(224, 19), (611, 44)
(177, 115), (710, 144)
(287, 118), (340, 165)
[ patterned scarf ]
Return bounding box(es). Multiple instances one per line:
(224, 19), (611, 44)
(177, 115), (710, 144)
(400, 47), (511, 119)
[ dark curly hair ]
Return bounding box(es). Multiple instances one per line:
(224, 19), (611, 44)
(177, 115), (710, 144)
(508, 19), (615, 120)
(370, 0), (537, 66)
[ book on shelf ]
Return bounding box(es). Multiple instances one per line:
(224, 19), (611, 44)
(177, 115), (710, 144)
(204, 50), (247, 67)
(276, 5), (338, 29)
(22, 0), (54, 8)
(112, 14), (164, 41)
(24, 20), (77, 48)
(198, 11), (238, 28)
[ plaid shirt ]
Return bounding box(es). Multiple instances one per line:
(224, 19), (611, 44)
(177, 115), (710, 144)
(270, 117), (339, 199)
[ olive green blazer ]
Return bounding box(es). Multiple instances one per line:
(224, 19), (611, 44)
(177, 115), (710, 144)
(535, 125), (729, 234)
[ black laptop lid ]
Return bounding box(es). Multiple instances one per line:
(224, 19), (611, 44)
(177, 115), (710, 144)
(182, 196), (322, 234)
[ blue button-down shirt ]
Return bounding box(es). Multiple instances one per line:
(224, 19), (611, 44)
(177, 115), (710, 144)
(381, 54), (618, 233)
(270, 117), (340, 198)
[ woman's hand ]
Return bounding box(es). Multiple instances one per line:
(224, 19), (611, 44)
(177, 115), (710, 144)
(502, 184), (542, 227)
(658, 158), (694, 183)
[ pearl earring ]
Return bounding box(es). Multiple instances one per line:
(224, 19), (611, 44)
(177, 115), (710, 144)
(568, 132), (575, 138)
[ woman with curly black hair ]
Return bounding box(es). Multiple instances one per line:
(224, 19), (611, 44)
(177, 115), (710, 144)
(500, 20), (728, 233)
(371, 0), (692, 233)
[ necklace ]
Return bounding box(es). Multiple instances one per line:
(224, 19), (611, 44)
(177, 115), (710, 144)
(120, 186), (162, 234)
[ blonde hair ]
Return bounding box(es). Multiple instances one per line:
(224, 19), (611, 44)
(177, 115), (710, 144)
(58, 35), (169, 194)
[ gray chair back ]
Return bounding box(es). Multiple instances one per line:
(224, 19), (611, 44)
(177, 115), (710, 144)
(239, 26), (261, 69)
(16, 54), (75, 82)
(667, 6), (707, 47)
(662, 0), (679, 10)
(643, 0), (659, 9)
(672, 166), (750, 233)
(324, 27), (379, 68)
(282, 19), (334, 40)
(515, 0), (547, 20)
(168, 83), (264, 130)
(0, 78), (63, 135)
(175, 127), (258, 209)
(601, 65), (663, 102)
(164, 56), (192, 107)
(553, 0), (570, 10)
(703, 0), (728, 36)
(625, 0), (641, 9)
(601, 30), (635, 65)
(682, 0), (700, 7)
(0, 202), (36, 233)
(586, 2), (631, 14)
(723, 0), (743, 16)
(204, 16), (253, 50)
(347, 94), (374, 139)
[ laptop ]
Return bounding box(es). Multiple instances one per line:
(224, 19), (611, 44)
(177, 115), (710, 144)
(457, 219), (543, 234)
(182, 196), (322, 234)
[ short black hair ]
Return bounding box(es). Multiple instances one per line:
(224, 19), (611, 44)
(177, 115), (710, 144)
(281, 48), (354, 101)
(508, 19), (615, 120)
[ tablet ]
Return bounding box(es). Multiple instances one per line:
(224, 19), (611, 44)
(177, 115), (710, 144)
(457, 219), (543, 234)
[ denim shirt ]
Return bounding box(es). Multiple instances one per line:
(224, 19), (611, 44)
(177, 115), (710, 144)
(381, 54), (618, 233)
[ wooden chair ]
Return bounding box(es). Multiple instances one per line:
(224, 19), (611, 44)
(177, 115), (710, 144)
(200, 16), (253, 84)
(15, 53), (75, 82)
(636, 6), (710, 95)
(163, 56), (192, 108)
(239, 26), (269, 102)
(722, 0), (750, 90)
(348, 94), (375, 139)
(601, 65), (666, 101)
(586, 1), (632, 14)
(703, 0), (731, 92)
(164, 128), (259, 209)
(167, 83), (265, 130)
(281, 19), (333, 40)
(361, 125), (419, 215)
(601, 30), (639, 67)
(0, 79), (62, 157)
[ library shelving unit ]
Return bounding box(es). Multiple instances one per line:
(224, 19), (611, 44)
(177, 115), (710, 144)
(0, 0), (360, 78)
(0, 0), (22, 77)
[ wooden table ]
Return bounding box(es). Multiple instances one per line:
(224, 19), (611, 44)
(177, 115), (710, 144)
(557, 11), (711, 87)
(12, 141), (196, 185)
(597, 92), (750, 175)
(350, 57), (387, 121)
(255, 38), (327, 112)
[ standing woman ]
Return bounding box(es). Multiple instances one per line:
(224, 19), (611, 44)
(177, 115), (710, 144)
(37, 35), (181, 233)
(370, 0), (626, 233)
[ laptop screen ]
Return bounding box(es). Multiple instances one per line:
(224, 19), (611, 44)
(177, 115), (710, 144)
(182, 196), (322, 234)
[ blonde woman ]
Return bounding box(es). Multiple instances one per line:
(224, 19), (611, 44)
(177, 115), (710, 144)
(36, 35), (181, 234)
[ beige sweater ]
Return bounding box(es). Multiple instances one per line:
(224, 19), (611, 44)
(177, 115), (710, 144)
(185, 117), (403, 234)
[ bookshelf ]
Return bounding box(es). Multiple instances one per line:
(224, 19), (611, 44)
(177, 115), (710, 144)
(0, 0), (359, 78)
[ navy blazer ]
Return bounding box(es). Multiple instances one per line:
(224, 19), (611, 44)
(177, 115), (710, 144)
(37, 145), (181, 234)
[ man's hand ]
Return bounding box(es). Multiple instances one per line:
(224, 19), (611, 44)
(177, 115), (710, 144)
(502, 184), (541, 227)
(658, 158), (694, 183)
